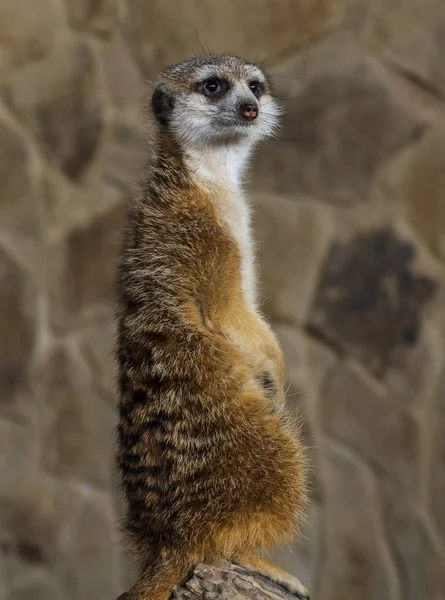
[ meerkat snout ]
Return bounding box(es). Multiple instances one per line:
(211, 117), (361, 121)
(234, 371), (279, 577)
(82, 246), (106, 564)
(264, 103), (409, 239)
(239, 102), (258, 121)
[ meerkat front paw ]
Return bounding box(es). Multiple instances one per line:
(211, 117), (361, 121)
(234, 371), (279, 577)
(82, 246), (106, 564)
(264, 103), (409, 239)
(234, 554), (310, 599)
(278, 574), (310, 599)
(260, 570), (310, 599)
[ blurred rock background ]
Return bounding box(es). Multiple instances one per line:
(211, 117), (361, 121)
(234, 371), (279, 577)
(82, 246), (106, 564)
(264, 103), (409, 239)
(0, 0), (445, 598)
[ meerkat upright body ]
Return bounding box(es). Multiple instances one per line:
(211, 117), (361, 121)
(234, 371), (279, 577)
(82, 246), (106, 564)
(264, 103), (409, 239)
(115, 55), (309, 600)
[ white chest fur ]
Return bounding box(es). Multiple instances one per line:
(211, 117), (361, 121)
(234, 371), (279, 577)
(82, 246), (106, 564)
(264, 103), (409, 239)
(185, 144), (258, 308)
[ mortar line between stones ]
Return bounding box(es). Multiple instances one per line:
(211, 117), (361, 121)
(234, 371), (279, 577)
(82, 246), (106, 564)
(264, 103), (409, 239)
(372, 50), (445, 105)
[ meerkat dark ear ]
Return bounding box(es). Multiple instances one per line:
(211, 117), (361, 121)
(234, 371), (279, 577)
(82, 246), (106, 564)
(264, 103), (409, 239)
(151, 86), (175, 125)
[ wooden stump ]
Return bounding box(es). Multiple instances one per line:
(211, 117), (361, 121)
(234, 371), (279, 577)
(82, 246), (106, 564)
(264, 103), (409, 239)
(171, 561), (299, 599)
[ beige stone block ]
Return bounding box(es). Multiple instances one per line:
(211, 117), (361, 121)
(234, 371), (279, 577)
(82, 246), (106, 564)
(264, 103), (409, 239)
(102, 33), (146, 109)
(54, 483), (121, 599)
(0, 248), (37, 413)
(3, 43), (103, 180)
(317, 445), (378, 600)
(429, 416), (445, 541)
(79, 321), (117, 397)
(309, 226), (437, 378)
(0, 420), (38, 491)
(365, 0), (445, 97)
(0, 118), (44, 267)
(380, 480), (445, 600)
(0, 478), (121, 599)
(122, 0), (346, 79)
(48, 202), (125, 328)
(7, 573), (60, 600)
(253, 33), (424, 202)
(254, 192), (328, 324)
(97, 121), (151, 192)
(42, 172), (124, 237)
(37, 344), (116, 486)
(320, 363), (420, 493)
(65, 0), (120, 35)
(0, 479), (58, 581)
(400, 124), (445, 263)
(0, 0), (67, 69)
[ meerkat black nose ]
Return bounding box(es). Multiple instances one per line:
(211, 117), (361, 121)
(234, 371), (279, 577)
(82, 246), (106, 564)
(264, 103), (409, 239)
(240, 103), (258, 121)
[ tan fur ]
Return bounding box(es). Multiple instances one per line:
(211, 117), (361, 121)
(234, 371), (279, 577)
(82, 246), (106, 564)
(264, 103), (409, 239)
(115, 55), (309, 600)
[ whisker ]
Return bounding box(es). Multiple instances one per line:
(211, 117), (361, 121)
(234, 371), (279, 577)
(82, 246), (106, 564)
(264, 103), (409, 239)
(193, 30), (209, 57)
(257, 56), (269, 70)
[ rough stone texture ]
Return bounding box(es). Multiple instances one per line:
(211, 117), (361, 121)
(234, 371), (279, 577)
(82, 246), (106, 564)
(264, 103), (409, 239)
(317, 445), (378, 600)
(320, 363), (421, 492)
(54, 484), (121, 600)
(0, 480), (58, 572)
(364, 0), (445, 98)
(96, 121), (149, 191)
(398, 124), (445, 262)
(123, 0), (346, 79)
(379, 481), (445, 600)
(0, 420), (38, 491)
(102, 33), (146, 110)
(65, 0), (120, 35)
(1, 479), (121, 600)
(254, 193), (327, 324)
(0, 118), (41, 262)
(429, 416), (445, 541)
(49, 202), (125, 328)
(42, 172), (124, 236)
(38, 345), (116, 486)
(254, 33), (426, 203)
(2, 43), (103, 180)
(309, 228), (437, 376)
(0, 0), (67, 69)
(79, 321), (117, 397)
(1, 1), (445, 599)
(0, 249), (36, 413)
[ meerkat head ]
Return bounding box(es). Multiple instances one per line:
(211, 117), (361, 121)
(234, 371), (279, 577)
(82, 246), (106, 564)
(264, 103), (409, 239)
(151, 55), (280, 150)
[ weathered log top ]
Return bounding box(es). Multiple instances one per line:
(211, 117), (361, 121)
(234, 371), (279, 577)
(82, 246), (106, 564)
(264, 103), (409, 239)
(171, 561), (300, 599)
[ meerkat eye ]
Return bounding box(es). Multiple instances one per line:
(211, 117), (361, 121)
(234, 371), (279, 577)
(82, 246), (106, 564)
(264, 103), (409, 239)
(249, 80), (262, 97)
(201, 78), (223, 96)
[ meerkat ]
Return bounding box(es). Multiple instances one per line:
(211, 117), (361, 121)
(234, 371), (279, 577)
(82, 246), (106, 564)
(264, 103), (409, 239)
(115, 54), (309, 600)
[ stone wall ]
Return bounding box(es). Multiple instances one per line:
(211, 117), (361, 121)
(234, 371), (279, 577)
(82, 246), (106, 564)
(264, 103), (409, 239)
(1, 0), (445, 599)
